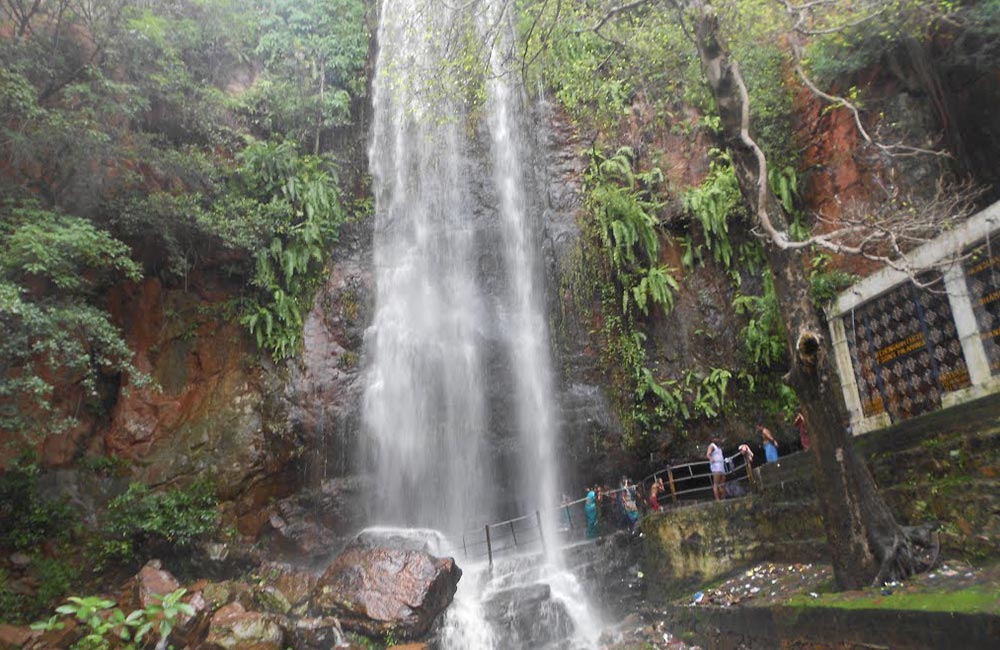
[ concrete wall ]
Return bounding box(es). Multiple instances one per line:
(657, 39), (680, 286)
(641, 394), (1000, 599)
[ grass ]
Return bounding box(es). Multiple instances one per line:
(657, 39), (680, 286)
(785, 585), (1000, 615)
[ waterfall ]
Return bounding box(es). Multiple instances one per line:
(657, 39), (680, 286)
(363, 1), (597, 647)
(364, 0), (494, 535)
(364, 0), (558, 546)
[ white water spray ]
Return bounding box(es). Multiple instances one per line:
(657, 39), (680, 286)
(363, 1), (598, 647)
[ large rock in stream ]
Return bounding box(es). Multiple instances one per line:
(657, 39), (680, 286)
(483, 583), (575, 649)
(310, 540), (462, 639)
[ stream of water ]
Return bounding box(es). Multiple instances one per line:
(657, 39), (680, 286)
(362, 0), (597, 647)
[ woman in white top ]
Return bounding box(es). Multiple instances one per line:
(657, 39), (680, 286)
(706, 437), (726, 501)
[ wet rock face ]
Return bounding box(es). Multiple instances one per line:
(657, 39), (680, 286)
(203, 602), (285, 650)
(286, 218), (374, 487)
(531, 102), (626, 487)
(263, 476), (369, 560)
(482, 583), (575, 649)
(310, 541), (462, 640)
(563, 530), (645, 620)
(101, 277), (298, 535)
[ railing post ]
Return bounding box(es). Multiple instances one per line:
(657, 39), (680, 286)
(667, 467), (678, 503)
(535, 510), (547, 554)
(485, 524), (493, 570)
(744, 456), (755, 492)
(462, 533), (468, 560)
(509, 520), (518, 547)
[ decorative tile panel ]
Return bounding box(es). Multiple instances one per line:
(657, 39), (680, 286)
(844, 274), (971, 421)
(963, 243), (1000, 375)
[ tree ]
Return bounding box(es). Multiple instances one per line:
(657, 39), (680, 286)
(509, 0), (982, 588)
(248, 0), (369, 153)
(681, 0), (941, 590)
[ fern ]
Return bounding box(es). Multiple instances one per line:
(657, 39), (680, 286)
(237, 141), (345, 360)
(632, 265), (680, 315)
(682, 149), (742, 269)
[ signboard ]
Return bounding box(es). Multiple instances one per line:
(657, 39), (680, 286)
(844, 275), (971, 421)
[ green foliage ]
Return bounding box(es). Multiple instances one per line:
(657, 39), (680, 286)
(682, 150), (743, 270)
(521, 0), (709, 133)
(733, 270), (787, 369)
(808, 253), (859, 309)
(34, 556), (81, 611)
(32, 588), (194, 650)
(0, 0), (369, 441)
(235, 141), (346, 359)
(0, 463), (76, 551)
(0, 567), (28, 623)
(0, 201), (145, 439)
(2, 205), (141, 291)
(246, 0), (369, 150)
(585, 147), (678, 318)
(692, 367), (732, 419)
(632, 265), (680, 316)
(100, 481), (218, 565)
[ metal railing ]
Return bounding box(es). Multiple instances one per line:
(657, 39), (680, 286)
(641, 451), (756, 505)
(455, 451), (759, 568)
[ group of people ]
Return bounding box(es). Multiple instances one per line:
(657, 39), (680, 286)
(706, 412), (810, 501)
(581, 475), (663, 539)
(574, 412), (812, 538)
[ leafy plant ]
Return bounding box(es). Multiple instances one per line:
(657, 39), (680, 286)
(585, 146), (678, 318)
(808, 253), (858, 308)
(100, 481), (218, 565)
(683, 149), (742, 269)
(32, 588), (194, 650)
(733, 270), (787, 369)
(0, 462), (76, 551)
(236, 140), (347, 359)
(144, 589), (196, 644)
(631, 265), (680, 316)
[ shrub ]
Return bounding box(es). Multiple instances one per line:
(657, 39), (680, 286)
(100, 481), (218, 564)
(0, 463), (76, 551)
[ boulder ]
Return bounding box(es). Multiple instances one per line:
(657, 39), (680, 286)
(483, 583), (575, 648)
(257, 561), (318, 611)
(134, 560), (180, 609)
(310, 543), (462, 639)
(0, 624), (32, 649)
(251, 584), (292, 615)
(289, 616), (347, 649)
(202, 580), (250, 609)
(203, 602), (285, 650)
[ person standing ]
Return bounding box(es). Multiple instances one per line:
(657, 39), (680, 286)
(622, 479), (639, 530)
(584, 489), (598, 538)
(758, 424), (779, 463)
(707, 437), (726, 501)
(794, 411), (811, 450)
(649, 476), (665, 512)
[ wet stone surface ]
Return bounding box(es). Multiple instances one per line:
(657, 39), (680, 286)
(596, 613), (701, 650)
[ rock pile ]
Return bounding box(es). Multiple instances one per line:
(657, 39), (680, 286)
(12, 539), (462, 650)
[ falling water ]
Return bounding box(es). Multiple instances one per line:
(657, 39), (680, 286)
(364, 0), (494, 535)
(363, 0), (596, 647)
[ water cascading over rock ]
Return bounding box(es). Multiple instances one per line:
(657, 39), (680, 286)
(362, 1), (595, 647)
(363, 0), (558, 539)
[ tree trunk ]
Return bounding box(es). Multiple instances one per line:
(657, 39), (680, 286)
(687, 0), (934, 589)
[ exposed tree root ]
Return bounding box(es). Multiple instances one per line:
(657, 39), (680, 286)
(872, 524), (941, 586)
